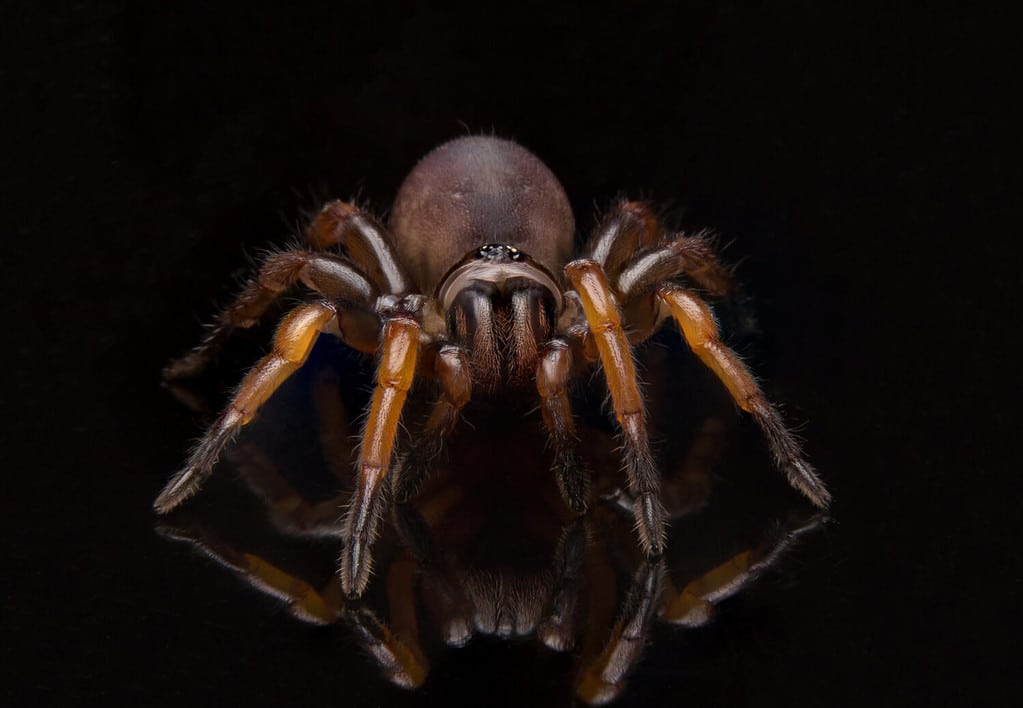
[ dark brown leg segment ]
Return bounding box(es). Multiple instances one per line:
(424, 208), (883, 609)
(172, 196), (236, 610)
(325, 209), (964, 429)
(656, 285), (830, 508)
(306, 200), (410, 295)
(585, 200), (663, 276)
(341, 316), (420, 598)
(164, 250), (375, 379)
(536, 340), (590, 513)
(616, 235), (734, 300)
(538, 519), (589, 651)
(347, 602), (429, 689)
(155, 301), (339, 513)
(391, 345), (472, 503)
(564, 260), (667, 555)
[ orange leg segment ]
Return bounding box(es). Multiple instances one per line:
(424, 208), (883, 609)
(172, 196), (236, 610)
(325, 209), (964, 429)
(656, 285), (830, 508)
(565, 259), (666, 555)
(341, 317), (420, 598)
(155, 301), (338, 514)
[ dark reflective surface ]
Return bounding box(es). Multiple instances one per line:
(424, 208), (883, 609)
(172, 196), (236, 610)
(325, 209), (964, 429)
(155, 332), (826, 704)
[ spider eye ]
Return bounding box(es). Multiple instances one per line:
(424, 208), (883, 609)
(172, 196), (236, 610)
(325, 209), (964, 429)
(476, 243), (525, 262)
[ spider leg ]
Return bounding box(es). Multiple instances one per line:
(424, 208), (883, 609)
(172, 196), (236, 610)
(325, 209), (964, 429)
(660, 511), (827, 626)
(656, 285), (831, 508)
(341, 316), (421, 598)
(536, 339), (590, 513)
(393, 488), (476, 646)
(616, 235), (734, 300)
(365, 547), (431, 689)
(306, 200), (410, 295)
(155, 301), (340, 513)
(602, 415), (725, 520)
(564, 260), (667, 555)
(347, 590), (430, 690)
(613, 235), (734, 344)
(229, 363), (356, 534)
(391, 345), (472, 504)
(226, 551), (344, 625)
(155, 520), (344, 625)
(576, 558), (665, 705)
(538, 519), (589, 651)
(164, 250), (377, 379)
(586, 200), (663, 275)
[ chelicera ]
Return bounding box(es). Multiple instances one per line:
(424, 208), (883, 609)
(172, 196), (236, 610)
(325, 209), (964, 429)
(156, 136), (830, 598)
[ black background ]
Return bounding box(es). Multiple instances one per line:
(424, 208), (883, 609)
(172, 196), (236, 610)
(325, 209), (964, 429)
(3, 3), (1017, 707)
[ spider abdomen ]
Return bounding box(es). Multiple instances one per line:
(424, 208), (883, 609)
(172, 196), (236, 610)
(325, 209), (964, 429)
(389, 136), (576, 294)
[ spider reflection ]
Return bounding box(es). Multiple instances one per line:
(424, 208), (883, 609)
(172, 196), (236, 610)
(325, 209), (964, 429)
(157, 336), (825, 704)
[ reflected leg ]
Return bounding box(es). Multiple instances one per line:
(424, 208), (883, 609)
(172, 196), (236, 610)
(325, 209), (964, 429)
(660, 512), (828, 626)
(155, 523), (344, 625)
(576, 559), (665, 705)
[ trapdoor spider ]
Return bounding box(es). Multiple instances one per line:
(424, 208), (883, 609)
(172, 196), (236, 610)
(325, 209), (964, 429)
(156, 136), (829, 598)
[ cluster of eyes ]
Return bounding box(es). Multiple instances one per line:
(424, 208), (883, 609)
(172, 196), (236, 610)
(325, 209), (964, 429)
(477, 244), (525, 261)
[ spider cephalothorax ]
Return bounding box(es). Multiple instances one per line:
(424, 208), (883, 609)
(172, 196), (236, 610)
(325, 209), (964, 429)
(156, 136), (830, 598)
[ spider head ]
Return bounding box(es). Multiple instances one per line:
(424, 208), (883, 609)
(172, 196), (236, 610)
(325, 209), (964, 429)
(436, 244), (563, 393)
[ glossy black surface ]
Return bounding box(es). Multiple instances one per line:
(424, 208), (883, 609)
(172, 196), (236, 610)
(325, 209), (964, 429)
(4, 4), (1015, 706)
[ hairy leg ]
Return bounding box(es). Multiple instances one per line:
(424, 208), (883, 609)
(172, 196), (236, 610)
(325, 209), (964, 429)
(306, 200), (410, 295)
(155, 301), (340, 513)
(536, 339), (590, 513)
(340, 315), (421, 598)
(564, 259), (667, 555)
(164, 250), (376, 379)
(615, 235), (734, 342)
(585, 200), (663, 276)
(656, 285), (830, 508)
(616, 235), (733, 300)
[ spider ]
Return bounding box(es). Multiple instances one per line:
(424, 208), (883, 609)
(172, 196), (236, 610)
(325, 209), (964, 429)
(155, 135), (830, 599)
